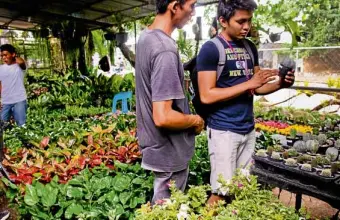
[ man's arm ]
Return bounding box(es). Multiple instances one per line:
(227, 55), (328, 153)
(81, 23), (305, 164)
(198, 69), (278, 104)
(153, 100), (204, 134)
(15, 57), (26, 70)
(254, 66), (295, 95)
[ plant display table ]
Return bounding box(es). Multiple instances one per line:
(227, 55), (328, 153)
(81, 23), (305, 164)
(251, 155), (340, 211)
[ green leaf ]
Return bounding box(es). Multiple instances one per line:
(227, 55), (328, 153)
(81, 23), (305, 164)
(41, 184), (58, 207)
(131, 177), (144, 185)
(129, 196), (138, 209)
(67, 178), (83, 186)
(24, 185), (39, 206)
(119, 191), (131, 205)
(35, 182), (45, 197)
(66, 187), (84, 198)
(65, 203), (83, 219)
(55, 208), (64, 218)
(113, 175), (131, 192)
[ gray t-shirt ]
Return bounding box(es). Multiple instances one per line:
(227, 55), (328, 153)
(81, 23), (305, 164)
(135, 29), (195, 172)
(0, 63), (27, 104)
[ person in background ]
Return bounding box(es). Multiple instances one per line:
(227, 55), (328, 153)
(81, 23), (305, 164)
(135, 0), (204, 204)
(197, 0), (295, 205)
(0, 44), (27, 126)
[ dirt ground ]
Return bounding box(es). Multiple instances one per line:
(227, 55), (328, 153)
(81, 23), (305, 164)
(273, 188), (339, 220)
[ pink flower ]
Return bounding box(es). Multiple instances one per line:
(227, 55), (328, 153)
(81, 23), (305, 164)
(232, 210), (238, 215)
(237, 183), (243, 189)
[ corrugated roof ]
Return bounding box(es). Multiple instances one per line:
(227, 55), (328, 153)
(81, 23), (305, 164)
(0, 0), (217, 30)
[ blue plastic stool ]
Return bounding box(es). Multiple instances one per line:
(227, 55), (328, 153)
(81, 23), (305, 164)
(112, 91), (132, 114)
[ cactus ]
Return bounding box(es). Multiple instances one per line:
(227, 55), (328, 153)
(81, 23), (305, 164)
(320, 169), (332, 177)
(271, 152), (281, 160)
(267, 146), (274, 156)
(311, 159), (318, 168)
(335, 139), (340, 149)
(273, 145), (283, 152)
(287, 148), (298, 157)
(331, 163), (339, 174)
(306, 140), (319, 154)
(282, 151), (289, 159)
(301, 163), (312, 171)
(256, 149), (267, 157)
(285, 158), (297, 166)
(318, 134), (327, 145)
(326, 147), (339, 162)
(297, 154), (312, 164)
(302, 133), (312, 142)
(293, 140), (307, 153)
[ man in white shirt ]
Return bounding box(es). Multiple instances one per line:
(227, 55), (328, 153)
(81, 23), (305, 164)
(0, 44), (27, 126)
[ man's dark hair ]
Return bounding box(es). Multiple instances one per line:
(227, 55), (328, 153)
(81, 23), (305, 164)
(0, 44), (16, 54)
(156, 0), (186, 14)
(218, 0), (257, 21)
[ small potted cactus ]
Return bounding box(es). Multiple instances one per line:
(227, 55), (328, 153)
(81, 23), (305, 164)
(306, 139), (319, 155)
(271, 152), (282, 161)
(317, 133), (327, 145)
(255, 149), (267, 157)
(335, 139), (340, 150)
(302, 132), (312, 142)
(266, 146), (274, 156)
(285, 158), (298, 167)
(287, 148), (298, 157)
(282, 151), (289, 159)
(319, 169), (332, 178)
(326, 147), (339, 162)
(301, 163), (312, 172)
(293, 140), (307, 153)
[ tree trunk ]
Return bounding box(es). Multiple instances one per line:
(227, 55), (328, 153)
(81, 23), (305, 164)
(117, 43), (135, 68)
(48, 37), (66, 73)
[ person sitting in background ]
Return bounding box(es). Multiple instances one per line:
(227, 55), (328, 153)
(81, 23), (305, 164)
(0, 44), (27, 126)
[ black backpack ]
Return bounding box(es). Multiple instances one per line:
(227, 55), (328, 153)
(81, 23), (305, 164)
(183, 37), (255, 123)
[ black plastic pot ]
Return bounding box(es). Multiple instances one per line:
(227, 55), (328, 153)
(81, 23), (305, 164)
(287, 136), (299, 147)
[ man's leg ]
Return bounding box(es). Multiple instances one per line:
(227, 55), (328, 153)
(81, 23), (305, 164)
(12, 100), (27, 126)
(1, 104), (13, 123)
(207, 127), (242, 205)
(236, 130), (256, 169)
(152, 167), (189, 204)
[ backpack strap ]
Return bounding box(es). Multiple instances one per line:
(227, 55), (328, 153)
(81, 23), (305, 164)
(210, 37), (226, 81)
(242, 39), (255, 67)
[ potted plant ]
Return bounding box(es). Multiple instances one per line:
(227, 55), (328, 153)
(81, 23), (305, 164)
(287, 128), (299, 147)
(271, 152), (282, 161)
(306, 139), (319, 155)
(285, 158), (298, 167)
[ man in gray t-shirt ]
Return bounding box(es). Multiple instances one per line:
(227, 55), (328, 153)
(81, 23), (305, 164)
(135, 0), (203, 203)
(0, 44), (27, 126)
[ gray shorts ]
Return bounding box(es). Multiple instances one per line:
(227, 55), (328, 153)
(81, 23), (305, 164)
(152, 167), (189, 204)
(207, 127), (255, 193)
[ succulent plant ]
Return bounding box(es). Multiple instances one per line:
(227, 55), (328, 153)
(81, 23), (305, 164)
(331, 163), (339, 174)
(326, 147), (339, 162)
(266, 146), (274, 156)
(301, 163), (312, 171)
(282, 151), (289, 159)
(302, 133), (312, 142)
(285, 158), (297, 166)
(317, 134), (327, 145)
(256, 149), (267, 157)
(335, 139), (340, 149)
(311, 159), (318, 168)
(287, 148), (298, 157)
(293, 140), (307, 153)
(273, 145), (283, 152)
(320, 169), (332, 177)
(306, 140), (319, 154)
(271, 152), (281, 160)
(297, 154), (312, 164)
